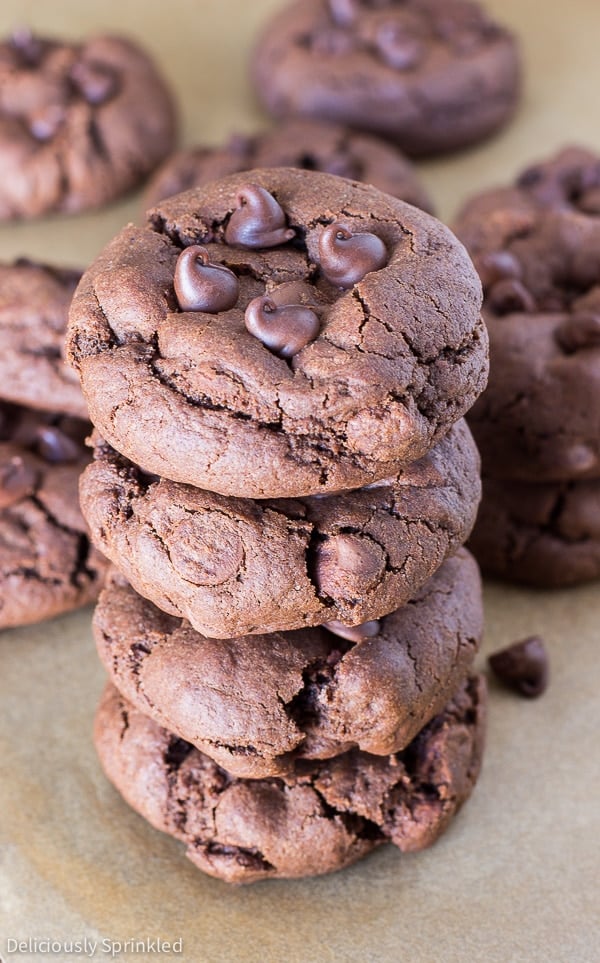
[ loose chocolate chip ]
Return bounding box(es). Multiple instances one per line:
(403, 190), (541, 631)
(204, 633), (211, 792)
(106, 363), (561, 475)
(36, 426), (81, 463)
(324, 618), (381, 643)
(488, 635), (549, 698)
(0, 455), (37, 509)
(244, 294), (320, 359)
(488, 278), (536, 315)
(70, 60), (119, 105)
(474, 250), (522, 290)
(319, 222), (387, 288)
(224, 184), (295, 249)
(375, 23), (423, 71)
(174, 246), (239, 313)
(555, 313), (600, 353)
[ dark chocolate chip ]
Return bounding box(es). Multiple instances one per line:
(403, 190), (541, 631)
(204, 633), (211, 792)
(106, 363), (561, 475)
(36, 426), (81, 464)
(224, 184), (295, 249)
(318, 222), (387, 288)
(324, 618), (381, 643)
(0, 455), (37, 509)
(10, 26), (44, 65)
(328, 0), (357, 27)
(517, 166), (543, 189)
(474, 250), (522, 290)
(555, 313), (600, 353)
(70, 60), (119, 105)
(29, 105), (65, 142)
(174, 246), (239, 313)
(315, 533), (386, 600)
(244, 294), (320, 359)
(488, 278), (536, 315)
(488, 635), (549, 698)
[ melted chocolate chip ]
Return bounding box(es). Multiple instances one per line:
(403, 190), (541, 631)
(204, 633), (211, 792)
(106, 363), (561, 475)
(315, 534), (386, 600)
(324, 618), (381, 643)
(318, 222), (388, 288)
(224, 184), (295, 249)
(36, 426), (81, 464)
(488, 278), (536, 315)
(555, 313), (600, 353)
(70, 60), (119, 105)
(244, 293), (320, 359)
(174, 246), (239, 313)
(0, 455), (37, 509)
(488, 635), (549, 698)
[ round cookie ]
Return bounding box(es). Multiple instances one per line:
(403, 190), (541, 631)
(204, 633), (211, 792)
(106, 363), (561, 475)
(454, 147), (600, 482)
(0, 29), (176, 219)
(0, 259), (86, 418)
(469, 476), (600, 587)
(251, 0), (520, 157)
(68, 167), (487, 498)
(0, 403), (107, 629)
(94, 675), (487, 883)
(94, 550), (483, 779)
(81, 419), (480, 637)
(145, 119), (434, 211)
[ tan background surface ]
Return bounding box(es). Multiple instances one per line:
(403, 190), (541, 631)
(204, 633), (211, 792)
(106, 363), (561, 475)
(0, 2), (599, 961)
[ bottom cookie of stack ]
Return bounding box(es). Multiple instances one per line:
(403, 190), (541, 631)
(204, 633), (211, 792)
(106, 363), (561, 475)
(95, 675), (487, 884)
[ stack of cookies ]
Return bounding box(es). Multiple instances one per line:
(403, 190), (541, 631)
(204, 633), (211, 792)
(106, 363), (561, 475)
(68, 167), (490, 883)
(0, 260), (107, 629)
(455, 148), (600, 587)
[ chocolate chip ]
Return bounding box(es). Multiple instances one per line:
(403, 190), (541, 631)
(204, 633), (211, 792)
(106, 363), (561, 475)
(555, 313), (600, 353)
(318, 222), (387, 288)
(488, 278), (536, 315)
(29, 105), (65, 142)
(174, 246), (239, 313)
(70, 59), (119, 105)
(474, 250), (522, 291)
(36, 426), (81, 464)
(0, 455), (37, 509)
(315, 533), (386, 600)
(328, 0), (357, 27)
(375, 23), (423, 71)
(244, 294), (320, 359)
(224, 184), (295, 249)
(488, 636), (549, 698)
(323, 618), (381, 643)
(10, 26), (44, 65)
(517, 165), (543, 189)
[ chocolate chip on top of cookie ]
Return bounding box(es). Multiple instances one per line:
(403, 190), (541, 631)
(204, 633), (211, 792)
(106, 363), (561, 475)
(68, 167), (486, 499)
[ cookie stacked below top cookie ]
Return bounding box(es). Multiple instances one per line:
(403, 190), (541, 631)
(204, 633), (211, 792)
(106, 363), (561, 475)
(455, 147), (600, 586)
(0, 261), (107, 629)
(68, 168), (489, 882)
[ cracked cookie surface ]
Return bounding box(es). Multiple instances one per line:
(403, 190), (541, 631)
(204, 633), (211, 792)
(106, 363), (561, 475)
(144, 119), (433, 211)
(0, 259), (86, 417)
(93, 550), (482, 778)
(0, 402), (107, 628)
(455, 147), (600, 482)
(469, 476), (600, 587)
(68, 167), (486, 498)
(251, 0), (520, 157)
(81, 419), (480, 636)
(94, 674), (486, 883)
(0, 30), (176, 219)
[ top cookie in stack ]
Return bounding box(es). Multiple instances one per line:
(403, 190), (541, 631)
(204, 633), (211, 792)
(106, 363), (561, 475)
(68, 168), (489, 882)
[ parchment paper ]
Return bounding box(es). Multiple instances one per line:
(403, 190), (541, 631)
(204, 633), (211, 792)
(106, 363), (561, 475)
(0, 2), (599, 961)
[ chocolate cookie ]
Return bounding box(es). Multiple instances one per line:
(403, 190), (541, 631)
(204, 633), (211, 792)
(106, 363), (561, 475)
(454, 147), (600, 482)
(0, 29), (176, 219)
(144, 119), (434, 212)
(94, 550), (482, 779)
(469, 476), (600, 587)
(0, 403), (107, 629)
(68, 167), (487, 498)
(0, 259), (86, 418)
(251, 0), (520, 157)
(81, 419), (480, 637)
(94, 675), (486, 883)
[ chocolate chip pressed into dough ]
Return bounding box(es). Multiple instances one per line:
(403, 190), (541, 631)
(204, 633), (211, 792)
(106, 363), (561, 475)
(0, 30), (176, 219)
(0, 259), (86, 417)
(145, 119), (434, 211)
(251, 0), (521, 157)
(94, 674), (487, 883)
(68, 167), (487, 498)
(0, 403), (107, 629)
